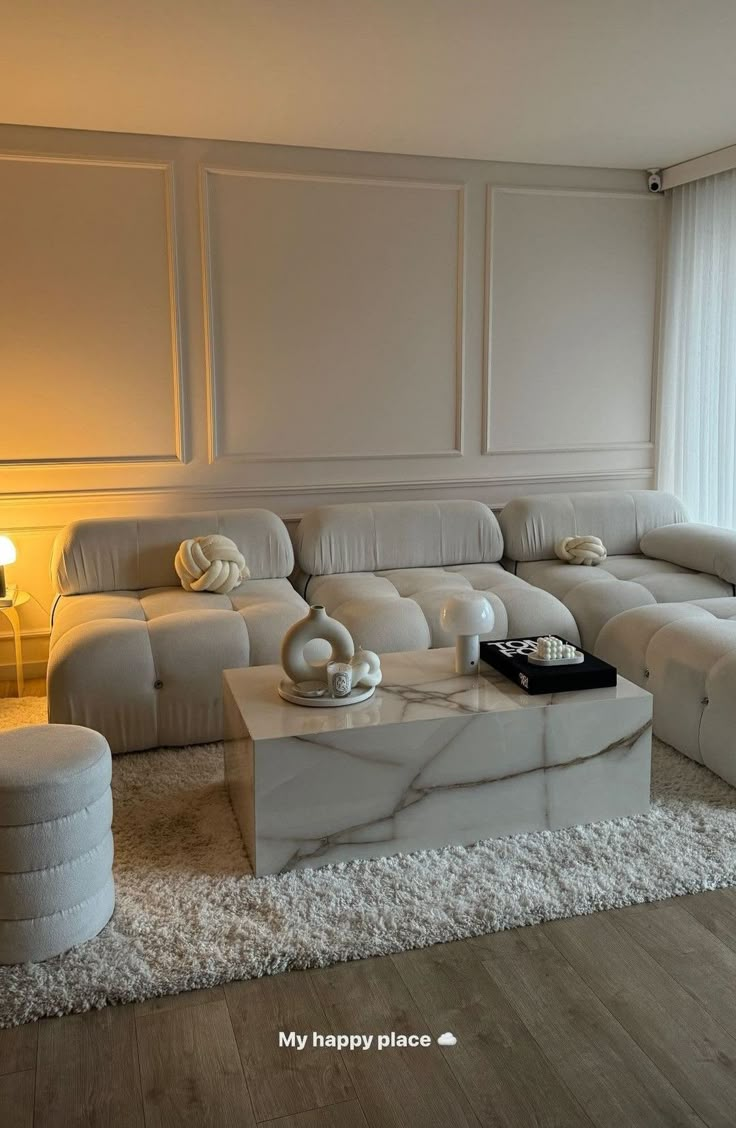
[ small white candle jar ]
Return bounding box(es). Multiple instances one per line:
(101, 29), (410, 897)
(327, 661), (353, 697)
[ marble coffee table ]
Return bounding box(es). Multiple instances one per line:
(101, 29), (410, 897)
(223, 648), (652, 876)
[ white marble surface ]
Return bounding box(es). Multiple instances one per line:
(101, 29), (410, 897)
(224, 649), (653, 875)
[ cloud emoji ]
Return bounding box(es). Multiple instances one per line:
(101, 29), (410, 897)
(436, 1032), (457, 1047)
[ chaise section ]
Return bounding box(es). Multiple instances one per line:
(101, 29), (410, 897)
(499, 490), (736, 788)
(500, 490), (732, 650)
(48, 510), (307, 753)
(295, 500), (579, 652)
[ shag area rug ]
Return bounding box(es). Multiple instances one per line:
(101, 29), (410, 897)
(2, 697), (736, 1027)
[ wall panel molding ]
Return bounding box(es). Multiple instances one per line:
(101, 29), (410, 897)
(483, 185), (661, 457)
(0, 153), (186, 467)
(200, 166), (465, 463)
(0, 467), (654, 523)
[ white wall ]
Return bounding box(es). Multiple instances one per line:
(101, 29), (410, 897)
(0, 123), (662, 677)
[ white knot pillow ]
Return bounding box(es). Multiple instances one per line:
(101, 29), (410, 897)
(174, 534), (249, 594)
(555, 535), (607, 566)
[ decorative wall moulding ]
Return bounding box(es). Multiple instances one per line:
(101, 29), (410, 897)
(0, 467), (655, 525)
(0, 154), (187, 468)
(0, 626), (49, 643)
(0, 659), (49, 680)
(488, 441), (655, 456)
(199, 166), (465, 464)
(482, 184), (661, 459)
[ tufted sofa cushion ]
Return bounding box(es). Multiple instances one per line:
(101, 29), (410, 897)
(48, 510), (307, 754)
(500, 491), (732, 651)
(596, 599), (736, 787)
(48, 580), (306, 754)
(306, 564), (580, 653)
(515, 557), (731, 651)
(295, 500), (579, 653)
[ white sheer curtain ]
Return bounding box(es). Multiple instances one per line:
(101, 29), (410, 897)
(657, 168), (736, 526)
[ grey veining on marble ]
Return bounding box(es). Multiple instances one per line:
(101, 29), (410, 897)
(224, 648), (653, 875)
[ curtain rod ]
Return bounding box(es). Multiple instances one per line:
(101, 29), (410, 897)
(662, 143), (736, 190)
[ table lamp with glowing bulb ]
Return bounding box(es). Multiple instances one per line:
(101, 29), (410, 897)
(0, 536), (17, 604)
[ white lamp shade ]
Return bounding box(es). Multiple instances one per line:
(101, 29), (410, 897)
(441, 592), (494, 636)
(0, 536), (16, 566)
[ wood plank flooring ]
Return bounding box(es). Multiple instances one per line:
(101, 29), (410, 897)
(3, 680), (736, 1124)
(3, 890), (736, 1126)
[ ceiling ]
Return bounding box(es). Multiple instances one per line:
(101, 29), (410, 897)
(2, 0), (735, 170)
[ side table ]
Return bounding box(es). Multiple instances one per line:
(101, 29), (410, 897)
(0, 591), (29, 697)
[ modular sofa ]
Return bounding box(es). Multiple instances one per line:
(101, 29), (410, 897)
(48, 510), (307, 753)
(499, 491), (733, 651)
(294, 499), (579, 651)
(500, 490), (736, 786)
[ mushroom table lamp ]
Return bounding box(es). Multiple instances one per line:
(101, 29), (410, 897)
(441, 592), (494, 675)
(0, 536), (16, 599)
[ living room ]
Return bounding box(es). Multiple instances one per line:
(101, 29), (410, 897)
(2, 2), (736, 1125)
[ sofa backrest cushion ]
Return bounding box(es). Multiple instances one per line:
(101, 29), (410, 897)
(640, 523), (736, 586)
(499, 491), (689, 563)
(52, 509), (294, 595)
(296, 500), (503, 576)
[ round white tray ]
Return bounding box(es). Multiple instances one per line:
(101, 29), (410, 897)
(278, 681), (376, 707)
(528, 651), (584, 666)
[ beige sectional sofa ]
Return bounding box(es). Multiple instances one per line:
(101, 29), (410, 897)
(294, 499), (579, 651)
(44, 490), (736, 791)
(48, 510), (307, 753)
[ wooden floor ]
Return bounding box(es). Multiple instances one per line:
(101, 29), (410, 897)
(4, 681), (736, 1125)
(3, 890), (736, 1127)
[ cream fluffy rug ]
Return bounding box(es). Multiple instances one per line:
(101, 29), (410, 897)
(2, 698), (736, 1027)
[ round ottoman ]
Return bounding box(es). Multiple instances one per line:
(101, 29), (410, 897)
(0, 724), (115, 964)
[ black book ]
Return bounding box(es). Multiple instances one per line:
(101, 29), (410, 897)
(479, 637), (617, 695)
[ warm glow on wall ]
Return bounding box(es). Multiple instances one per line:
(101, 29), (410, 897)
(0, 535), (16, 599)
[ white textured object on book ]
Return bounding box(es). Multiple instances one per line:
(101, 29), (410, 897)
(529, 636), (583, 666)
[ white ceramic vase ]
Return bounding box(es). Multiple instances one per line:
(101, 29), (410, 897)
(281, 604), (355, 685)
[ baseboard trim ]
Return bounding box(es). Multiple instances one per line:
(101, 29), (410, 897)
(0, 659), (48, 682)
(0, 628), (50, 642)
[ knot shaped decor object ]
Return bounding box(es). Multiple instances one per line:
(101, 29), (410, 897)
(554, 535), (607, 567)
(351, 645), (383, 688)
(175, 535), (249, 594)
(281, 605), (382, 689)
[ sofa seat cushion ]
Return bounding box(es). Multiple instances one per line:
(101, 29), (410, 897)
(688, 597), (736, 620)
(308, 563), (580, 653)
(596, 599), (736, 787)
(48, 581), (307, 753)
(515, 556), (732, 650)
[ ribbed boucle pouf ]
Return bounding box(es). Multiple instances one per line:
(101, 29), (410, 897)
(0, 725), (114, 964)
